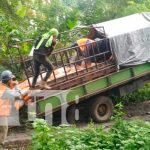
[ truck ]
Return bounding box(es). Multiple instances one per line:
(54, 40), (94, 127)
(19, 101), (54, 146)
(6, 12), (150, 123)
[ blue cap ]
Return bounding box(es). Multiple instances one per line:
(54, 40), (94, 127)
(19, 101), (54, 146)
(1, 70), (15, 82)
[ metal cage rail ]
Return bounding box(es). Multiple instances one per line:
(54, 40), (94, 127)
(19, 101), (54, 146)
(6, 26), (117, 90)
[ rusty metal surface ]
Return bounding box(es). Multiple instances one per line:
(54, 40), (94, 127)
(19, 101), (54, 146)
(51, 64), (116, 90)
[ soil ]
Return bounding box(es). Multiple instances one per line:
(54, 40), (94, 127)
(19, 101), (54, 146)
(2, 100), (150, 149)
(123, 100), (150, 121)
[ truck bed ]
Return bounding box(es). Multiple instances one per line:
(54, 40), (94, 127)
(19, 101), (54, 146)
(18, 62), (116, 90)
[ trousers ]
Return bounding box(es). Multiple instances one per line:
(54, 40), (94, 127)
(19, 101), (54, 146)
(32, 53), (54, 88)
(0, 117), (8, 144)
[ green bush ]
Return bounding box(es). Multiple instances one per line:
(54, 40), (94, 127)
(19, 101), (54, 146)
(30, 119), (150, 150)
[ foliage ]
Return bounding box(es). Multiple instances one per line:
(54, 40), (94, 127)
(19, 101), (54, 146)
(112, 102), (125, 120)
(1, 0), (150, 43)
(1, 0), (150, 80)
(30, 118), (150, 150)
(75, 0), (150, 25)
(1, 0), (150, 57)
(120, 0), (150, 16)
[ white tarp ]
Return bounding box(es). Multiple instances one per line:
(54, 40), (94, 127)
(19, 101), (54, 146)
(93, 12), (150, 66)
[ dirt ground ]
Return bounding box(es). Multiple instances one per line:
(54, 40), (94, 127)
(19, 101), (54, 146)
(2, 100), (150, 149)
(123, 100), (150, 121)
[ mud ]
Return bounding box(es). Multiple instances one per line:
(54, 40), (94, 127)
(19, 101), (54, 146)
(123, 100), (150, 120)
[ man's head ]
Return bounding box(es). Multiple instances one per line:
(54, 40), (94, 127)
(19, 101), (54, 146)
(1, 70), (17, 88)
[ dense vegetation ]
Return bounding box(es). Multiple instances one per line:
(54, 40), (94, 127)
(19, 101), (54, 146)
(29, 118), (150, 150)
(1, 0), (150, 62)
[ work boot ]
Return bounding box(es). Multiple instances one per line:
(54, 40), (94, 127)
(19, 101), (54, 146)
(39, 80), (51, 90)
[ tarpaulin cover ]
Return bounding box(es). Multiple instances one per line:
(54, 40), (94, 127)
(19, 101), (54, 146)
(93, 12), (150, 66)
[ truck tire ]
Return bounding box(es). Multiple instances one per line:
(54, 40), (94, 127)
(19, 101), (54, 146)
(90, 96), (113, 123)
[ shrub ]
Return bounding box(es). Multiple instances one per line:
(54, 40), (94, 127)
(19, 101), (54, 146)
(30, 119), (150, 150)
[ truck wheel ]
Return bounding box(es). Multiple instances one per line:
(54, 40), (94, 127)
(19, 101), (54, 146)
(90, 96), (113, 123)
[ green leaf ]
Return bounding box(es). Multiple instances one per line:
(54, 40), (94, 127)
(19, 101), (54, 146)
(16, 6), (27, 18)
(66, 19), (77, 29)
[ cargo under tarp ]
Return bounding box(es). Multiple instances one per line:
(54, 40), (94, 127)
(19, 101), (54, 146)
(93, 12), (150, 66)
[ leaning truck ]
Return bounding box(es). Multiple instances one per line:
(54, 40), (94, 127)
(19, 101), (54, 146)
(6, 12), (150, 123)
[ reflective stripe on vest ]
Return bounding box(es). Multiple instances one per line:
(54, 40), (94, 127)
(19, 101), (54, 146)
(0, 83), (25, 116)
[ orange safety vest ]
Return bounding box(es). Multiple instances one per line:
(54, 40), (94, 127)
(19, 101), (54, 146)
(0, 83), (31, 116)
(76, 38), (94, 52)
(0, 83), (11, 116)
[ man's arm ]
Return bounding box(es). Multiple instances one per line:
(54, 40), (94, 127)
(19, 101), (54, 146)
(1, 88), (21, 100)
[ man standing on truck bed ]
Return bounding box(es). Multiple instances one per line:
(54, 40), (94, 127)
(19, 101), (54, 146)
(31, 28), (59, 89)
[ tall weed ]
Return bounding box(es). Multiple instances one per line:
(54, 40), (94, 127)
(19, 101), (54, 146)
(30, 118), (150, 150)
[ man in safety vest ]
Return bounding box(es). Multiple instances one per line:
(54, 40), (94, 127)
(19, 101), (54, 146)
(31, 28), (59, 89)
(0, 70), (31, 145)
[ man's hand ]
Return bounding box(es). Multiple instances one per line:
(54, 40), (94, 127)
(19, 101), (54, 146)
(108, 55), (113, 61)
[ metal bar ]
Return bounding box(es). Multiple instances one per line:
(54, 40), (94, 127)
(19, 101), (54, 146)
(104, 53), (107, 65)
(17, 47), (31, 87)
(48, 64), (116, 90)
(68, 50), (72, 59)
(72, 51), (109, 65)
(84, 45), (89, 72)
(74, 62), (78, 76)
(76, 48), (81, 65)
(95, 40), (102, 70)
(52, 39), (105, 54)
(51, 51), (110, 71)
(48, 62), (114, 89)
(59, 52), (68, 80)
(30, 59), (35, 77)
(53, 54), (59, 67)
(95, 39), (101, 54)
(91, 42), (98, 69)
(65, 51), (70, 66)
(64, 63), (110, 82)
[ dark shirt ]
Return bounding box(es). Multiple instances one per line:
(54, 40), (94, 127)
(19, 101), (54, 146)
(34, 37), (56, 56)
